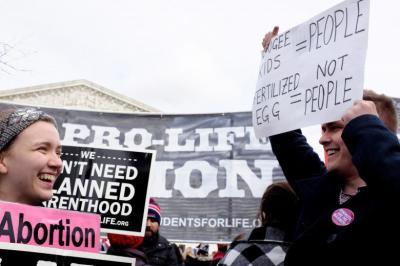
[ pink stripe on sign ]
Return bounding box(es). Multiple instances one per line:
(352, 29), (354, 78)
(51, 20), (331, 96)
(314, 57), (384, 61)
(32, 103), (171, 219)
(0, 201), (100, 253)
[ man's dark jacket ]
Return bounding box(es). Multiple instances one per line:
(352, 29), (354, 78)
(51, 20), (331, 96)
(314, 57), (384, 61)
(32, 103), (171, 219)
(270, 115), (400, 266)
(107, 246), (148, 266)
(138, 234), (179, 266)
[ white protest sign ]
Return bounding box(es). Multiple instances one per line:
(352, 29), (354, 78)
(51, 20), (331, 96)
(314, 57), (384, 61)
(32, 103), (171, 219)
(252, 0), (369, 138)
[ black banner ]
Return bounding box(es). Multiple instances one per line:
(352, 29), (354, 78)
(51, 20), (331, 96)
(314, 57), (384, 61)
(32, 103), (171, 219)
(0, 103), (294, 242)
(1, 97), (399, 242)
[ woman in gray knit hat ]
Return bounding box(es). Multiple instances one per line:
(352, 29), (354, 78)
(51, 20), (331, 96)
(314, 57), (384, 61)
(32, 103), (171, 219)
(0, 107), (62, 205)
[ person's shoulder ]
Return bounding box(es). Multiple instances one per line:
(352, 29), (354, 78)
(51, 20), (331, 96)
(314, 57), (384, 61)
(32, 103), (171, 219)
(248, 227), (267, 240)
(157, 234), (170, 244)
(107, 246), (147, 260)
(156, 234), (176, 250)
(220, 240), (288, 266)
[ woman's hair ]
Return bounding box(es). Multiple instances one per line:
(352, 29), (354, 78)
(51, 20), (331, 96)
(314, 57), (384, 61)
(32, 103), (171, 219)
(0, 107), (57, 152)
(258, 181), (298, 231)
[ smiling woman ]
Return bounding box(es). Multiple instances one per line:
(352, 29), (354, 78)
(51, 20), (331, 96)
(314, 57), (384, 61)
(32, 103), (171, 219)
(0, 108), (63, 206)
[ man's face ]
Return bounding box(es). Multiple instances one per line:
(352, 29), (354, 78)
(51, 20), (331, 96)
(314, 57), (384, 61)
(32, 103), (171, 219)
(319, 120), (358, 178)
(145, 218), (159, 238)
(0, 121), (63, 205)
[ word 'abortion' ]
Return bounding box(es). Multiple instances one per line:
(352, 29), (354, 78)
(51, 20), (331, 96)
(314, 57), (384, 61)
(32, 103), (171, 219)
(0, 212), (95, 248)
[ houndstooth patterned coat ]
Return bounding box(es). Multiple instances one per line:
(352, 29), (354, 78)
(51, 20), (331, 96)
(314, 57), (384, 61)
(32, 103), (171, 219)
(217, 227), (290, 266)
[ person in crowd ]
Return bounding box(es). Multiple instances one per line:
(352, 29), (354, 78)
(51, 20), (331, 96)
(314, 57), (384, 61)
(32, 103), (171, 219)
(218, 181), (298, 266)
(0, 107), (62, 205)
(263, 27), (400, 266)
(182, 246), (195, 262)
(210, 243), (228, 266)
(137, 198), (179, 266)
(107, 233), (148, 266)
(185, 243), (211, 266)
(100, 236), (111, 253)
(230, 233), (246, 243)
(171, 243), (185, 266)
(178, 244), (186, 255)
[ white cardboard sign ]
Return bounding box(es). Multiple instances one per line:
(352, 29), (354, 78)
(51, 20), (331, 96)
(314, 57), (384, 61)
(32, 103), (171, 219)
(252, 0), (369, 138)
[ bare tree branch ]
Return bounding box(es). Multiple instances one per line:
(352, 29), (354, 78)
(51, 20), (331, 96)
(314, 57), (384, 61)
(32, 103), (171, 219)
(0, 41), (33, 74)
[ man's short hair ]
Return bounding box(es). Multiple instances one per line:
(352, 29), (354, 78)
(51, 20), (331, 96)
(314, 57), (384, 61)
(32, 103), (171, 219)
(363, 89), (398, 133)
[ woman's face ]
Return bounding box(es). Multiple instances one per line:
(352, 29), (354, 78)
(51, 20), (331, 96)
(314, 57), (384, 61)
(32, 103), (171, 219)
(0, 121), (63, 205)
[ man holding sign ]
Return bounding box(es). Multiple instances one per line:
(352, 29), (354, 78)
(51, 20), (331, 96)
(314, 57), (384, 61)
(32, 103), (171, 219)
(268, 90), (399, 265)
(255, 0), (400, 265)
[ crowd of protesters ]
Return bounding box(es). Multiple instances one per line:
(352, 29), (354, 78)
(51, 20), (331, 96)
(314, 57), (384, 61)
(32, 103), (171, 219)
(0, 18), (399, 266)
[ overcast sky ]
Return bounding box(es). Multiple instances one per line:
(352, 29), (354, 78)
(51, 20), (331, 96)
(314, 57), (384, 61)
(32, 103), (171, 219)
(0, 0), (399, 156)
(1, 0), (399, 112)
